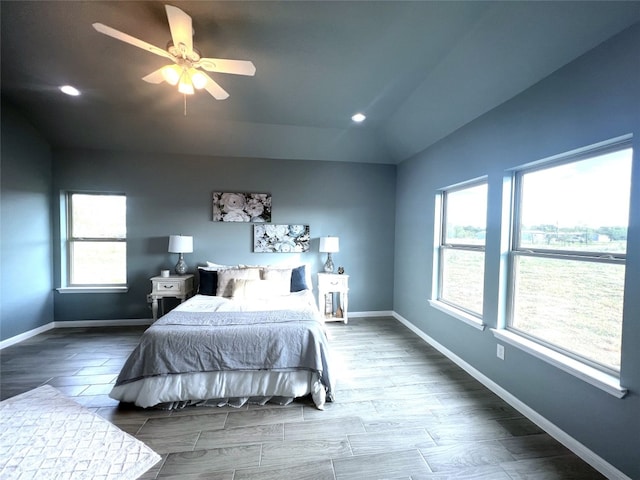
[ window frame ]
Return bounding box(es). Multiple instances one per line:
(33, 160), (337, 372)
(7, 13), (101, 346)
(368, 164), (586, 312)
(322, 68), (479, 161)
(506, 137), (632, 377)
(62, 191), (128, 291)
(430, 178), (488, 328)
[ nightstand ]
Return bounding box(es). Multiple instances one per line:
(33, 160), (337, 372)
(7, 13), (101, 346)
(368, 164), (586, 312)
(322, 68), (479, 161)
(317, 273), (349, 324)
(149, 274), (194, 321)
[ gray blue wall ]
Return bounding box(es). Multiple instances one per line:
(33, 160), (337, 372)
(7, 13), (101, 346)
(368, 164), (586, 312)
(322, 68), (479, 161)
(51, 150), (396, 320)
(1, 102), (54, 340)
(394, 24), (640, 478)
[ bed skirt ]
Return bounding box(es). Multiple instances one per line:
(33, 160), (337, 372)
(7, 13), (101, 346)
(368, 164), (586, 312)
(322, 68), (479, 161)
(110, 369), (328, 410)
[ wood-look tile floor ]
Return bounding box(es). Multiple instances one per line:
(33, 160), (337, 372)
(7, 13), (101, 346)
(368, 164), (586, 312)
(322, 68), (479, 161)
(0, 317), (605, 479)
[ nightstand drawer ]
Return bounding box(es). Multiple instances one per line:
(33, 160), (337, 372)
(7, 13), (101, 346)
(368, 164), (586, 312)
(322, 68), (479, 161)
(317, 273), (348, 290)
(154, 281), (186, 294)
(150, 275), (194, 296)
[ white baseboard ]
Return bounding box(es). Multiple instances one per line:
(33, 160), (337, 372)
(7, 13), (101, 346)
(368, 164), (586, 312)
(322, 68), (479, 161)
(0, 323), (56, 349)
(349, 310), (394, 318)
(53, 319), (153, 328)
(0, 319), (153, 350)
(391, 311), (631, 480)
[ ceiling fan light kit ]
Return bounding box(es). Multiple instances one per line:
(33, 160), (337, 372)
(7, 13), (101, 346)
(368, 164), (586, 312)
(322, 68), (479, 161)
(178, 76), (194, 95)
(161, 64), (181, 86)
(92, 4), (255, 102)
(162, 65), (206, 95)
(190, 70), (207, 90)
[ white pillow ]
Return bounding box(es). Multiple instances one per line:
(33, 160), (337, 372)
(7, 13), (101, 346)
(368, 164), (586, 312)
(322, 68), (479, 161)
(260, 267), (293, 296)
(231, 279), (278, 300)
(265, 262), (313, 291)
(216, 267), (261, 297)
(205, 261), (233, 270)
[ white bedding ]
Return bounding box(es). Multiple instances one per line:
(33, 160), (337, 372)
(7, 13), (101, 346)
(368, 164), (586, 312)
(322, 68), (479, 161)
(172, 289), (318, 313)
(110, 290), (332, 409)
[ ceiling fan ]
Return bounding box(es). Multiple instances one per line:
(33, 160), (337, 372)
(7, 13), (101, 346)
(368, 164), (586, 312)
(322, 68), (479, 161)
(92, 4), (255, 100)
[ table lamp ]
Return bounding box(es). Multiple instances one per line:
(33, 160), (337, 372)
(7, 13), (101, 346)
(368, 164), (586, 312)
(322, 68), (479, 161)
(319, 236), (339, 273)
(168, 235), (193, 275)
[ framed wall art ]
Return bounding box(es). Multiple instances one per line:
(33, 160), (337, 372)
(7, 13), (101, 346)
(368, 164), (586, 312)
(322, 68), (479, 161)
(212, 192), (272, 222)
(253, 224), (310, 253)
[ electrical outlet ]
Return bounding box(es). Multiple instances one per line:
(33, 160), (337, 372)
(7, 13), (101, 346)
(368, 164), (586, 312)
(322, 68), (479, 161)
(496, 344), (505, 360)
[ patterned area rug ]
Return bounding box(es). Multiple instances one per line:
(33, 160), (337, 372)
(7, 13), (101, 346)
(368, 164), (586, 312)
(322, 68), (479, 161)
(0, 385), (161, 479)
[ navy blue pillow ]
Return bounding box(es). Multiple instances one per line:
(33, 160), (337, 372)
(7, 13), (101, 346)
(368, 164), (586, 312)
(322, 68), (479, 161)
(198, 268), (218, 295)
(290, 265), (308, 292)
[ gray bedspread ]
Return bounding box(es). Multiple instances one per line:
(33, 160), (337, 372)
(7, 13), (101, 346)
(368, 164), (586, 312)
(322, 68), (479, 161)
(114, 308), (334, 401)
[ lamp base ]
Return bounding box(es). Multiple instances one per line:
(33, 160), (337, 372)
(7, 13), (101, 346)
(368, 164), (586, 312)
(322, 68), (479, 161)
(323, 253), (334, 273)
(175, 253), (188, 275)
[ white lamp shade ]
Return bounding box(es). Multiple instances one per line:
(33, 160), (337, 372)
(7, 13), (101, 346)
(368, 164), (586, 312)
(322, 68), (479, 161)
(168, 235), (193, 253)
(190, 69), (207, 89)
(178, 78), (195, 95)
(161, 65), (181, 86)
(319, 236), (339, 253)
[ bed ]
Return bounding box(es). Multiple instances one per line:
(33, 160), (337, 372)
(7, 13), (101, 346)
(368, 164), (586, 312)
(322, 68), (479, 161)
(110, 264), (334, 410)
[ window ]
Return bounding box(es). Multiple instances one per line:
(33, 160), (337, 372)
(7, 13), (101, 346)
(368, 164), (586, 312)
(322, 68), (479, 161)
(435, 180), (488, 319)
(66, 192), (127, 286)
(508, 139), (632, 373)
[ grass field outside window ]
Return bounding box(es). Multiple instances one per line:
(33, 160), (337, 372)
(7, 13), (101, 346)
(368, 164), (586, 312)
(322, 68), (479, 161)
(436, 180), (487, 318)
(507, 139), (631, 374)
(67, 192), (127, 286)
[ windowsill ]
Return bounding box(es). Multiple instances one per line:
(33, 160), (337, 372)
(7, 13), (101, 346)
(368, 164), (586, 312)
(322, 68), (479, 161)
(428, 300), (486, 331)
(56, 286), (129, 294)
(491, 328), (627, 398)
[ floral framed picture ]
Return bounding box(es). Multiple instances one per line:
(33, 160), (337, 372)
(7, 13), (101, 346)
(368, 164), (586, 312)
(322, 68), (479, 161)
(253, 224), (310, 253)
(213, 192), (272, 222)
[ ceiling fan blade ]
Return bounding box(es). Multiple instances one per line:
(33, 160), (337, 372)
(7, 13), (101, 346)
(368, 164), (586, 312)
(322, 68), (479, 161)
(165, 5), (193, 59)
(93, 23), (173, 61)
(202, 73), (229, 100)
(142, 67), (166, 84)
(195, 58), (256, 76)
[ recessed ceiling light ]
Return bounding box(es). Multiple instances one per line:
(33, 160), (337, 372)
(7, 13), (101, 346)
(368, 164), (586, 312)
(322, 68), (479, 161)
(59, 85), (81, 96)
(351, 113), (366, 123)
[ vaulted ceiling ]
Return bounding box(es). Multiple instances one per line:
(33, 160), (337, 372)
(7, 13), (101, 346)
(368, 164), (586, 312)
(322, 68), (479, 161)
(2, 1), (639, 164)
